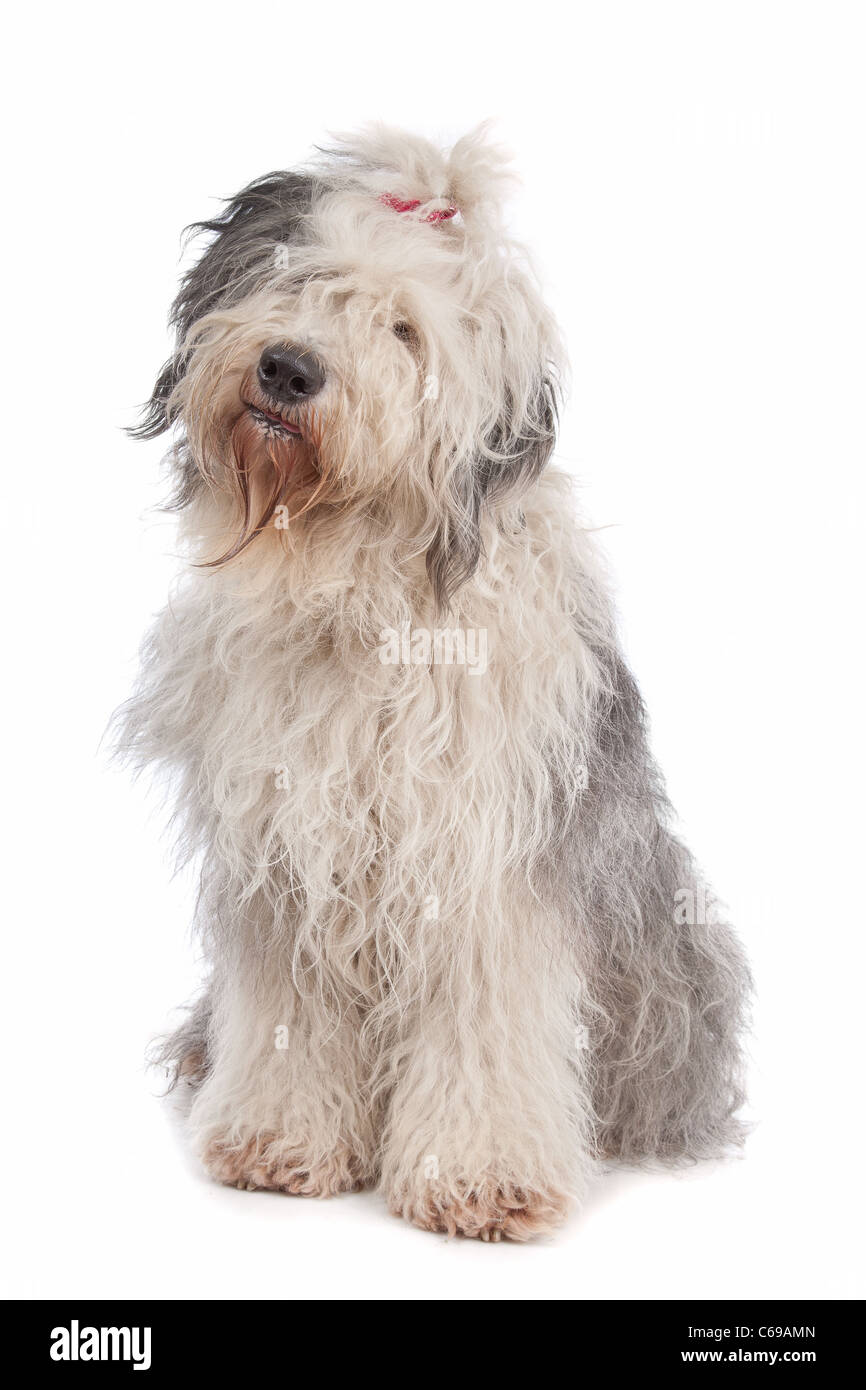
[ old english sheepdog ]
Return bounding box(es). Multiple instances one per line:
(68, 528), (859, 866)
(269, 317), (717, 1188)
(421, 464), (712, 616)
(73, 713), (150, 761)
(118, 126), (750, 1240)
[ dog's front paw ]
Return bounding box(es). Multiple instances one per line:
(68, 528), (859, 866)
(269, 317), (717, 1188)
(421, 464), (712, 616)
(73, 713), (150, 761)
(390, 1175), (571, 1242)
(203, 1133), (365, 1197)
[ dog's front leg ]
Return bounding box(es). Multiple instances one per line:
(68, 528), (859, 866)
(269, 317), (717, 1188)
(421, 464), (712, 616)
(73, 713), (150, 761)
(380, 910), (592, 1240)
(189, 952), (376, 1198)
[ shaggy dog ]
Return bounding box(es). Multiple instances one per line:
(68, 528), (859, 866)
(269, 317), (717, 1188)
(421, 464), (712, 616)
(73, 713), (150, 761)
(119, 126), (750, 1240)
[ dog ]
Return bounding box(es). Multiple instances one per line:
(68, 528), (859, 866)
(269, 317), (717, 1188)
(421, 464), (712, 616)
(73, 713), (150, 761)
(119, 126), (750, 1240)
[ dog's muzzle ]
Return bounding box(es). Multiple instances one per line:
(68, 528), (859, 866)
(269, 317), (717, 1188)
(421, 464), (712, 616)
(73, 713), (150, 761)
(258, 343), (326, 405)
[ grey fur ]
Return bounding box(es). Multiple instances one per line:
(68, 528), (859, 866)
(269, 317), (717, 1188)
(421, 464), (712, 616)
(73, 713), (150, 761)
(428, 375), (558, 610)
(130, 171), (320, 443)
(572, 641), (750, 1160)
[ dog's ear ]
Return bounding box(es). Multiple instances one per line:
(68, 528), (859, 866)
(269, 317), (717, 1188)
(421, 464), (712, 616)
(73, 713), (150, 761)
(426, 373), (558, 611)
(129, 172), (318, 441)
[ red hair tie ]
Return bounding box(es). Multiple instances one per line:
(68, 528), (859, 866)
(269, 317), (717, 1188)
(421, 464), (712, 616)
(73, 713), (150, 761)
(380, 192), (458, 223)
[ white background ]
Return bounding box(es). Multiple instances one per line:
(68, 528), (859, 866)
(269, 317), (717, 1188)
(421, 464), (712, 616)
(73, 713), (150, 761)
(2, 0), (864, 1301)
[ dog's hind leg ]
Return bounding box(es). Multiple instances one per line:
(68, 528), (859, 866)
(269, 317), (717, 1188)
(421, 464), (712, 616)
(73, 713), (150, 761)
(573, 646), (751, 1162)
(582, 833), (751, 1164)
(151, 989), (213, 1087)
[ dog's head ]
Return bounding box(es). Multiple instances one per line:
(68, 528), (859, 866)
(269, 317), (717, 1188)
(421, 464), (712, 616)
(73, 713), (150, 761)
(135, 126), (561, 608)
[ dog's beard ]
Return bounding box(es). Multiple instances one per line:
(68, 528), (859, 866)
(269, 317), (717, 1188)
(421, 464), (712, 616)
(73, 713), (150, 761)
(200, 371), (340, 567)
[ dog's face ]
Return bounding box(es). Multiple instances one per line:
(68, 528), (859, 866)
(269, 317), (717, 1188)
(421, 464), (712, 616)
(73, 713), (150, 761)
(137, 128), (560, 607)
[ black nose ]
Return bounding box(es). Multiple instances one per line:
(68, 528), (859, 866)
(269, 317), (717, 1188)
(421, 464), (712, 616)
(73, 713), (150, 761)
(257, 344), (325, 403)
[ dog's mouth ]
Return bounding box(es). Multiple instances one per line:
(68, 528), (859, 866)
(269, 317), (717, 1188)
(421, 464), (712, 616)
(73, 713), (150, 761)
(199, 373), (335, 567)
(244, 398), (304, 438)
